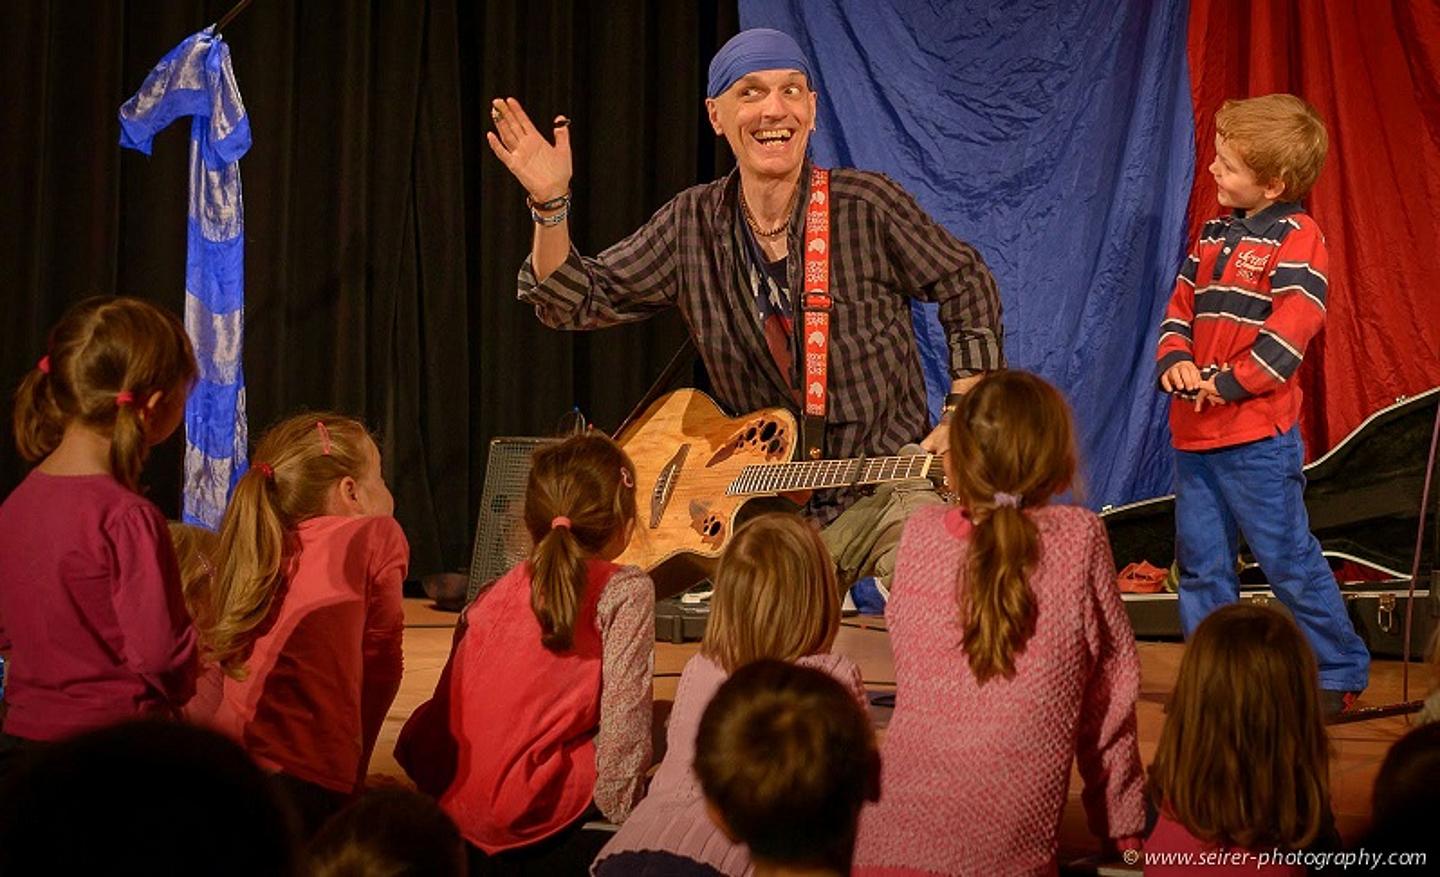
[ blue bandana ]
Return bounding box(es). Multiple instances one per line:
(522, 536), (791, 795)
(707, 28), (813, 99)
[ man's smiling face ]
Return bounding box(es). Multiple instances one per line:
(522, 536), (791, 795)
(706, 69), (816, 182)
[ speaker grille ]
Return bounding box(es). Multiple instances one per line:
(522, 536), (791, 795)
(467, 437), (556, 602)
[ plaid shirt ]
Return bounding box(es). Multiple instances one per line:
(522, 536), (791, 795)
(518, 162), (1005, 522)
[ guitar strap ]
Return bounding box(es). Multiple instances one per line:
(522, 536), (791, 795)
(801, 166), (832, 460)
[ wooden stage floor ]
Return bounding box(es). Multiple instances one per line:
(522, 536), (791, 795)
(377, 598), (1427, 862)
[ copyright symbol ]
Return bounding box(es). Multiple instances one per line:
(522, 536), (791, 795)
(1122, 849), (1140, 866)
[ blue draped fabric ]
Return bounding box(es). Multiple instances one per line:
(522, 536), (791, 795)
(740, 0), (1195, 507)
(119, 28), (251, 529)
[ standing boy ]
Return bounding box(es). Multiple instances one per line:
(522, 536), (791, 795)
(1156, 94), (1369, 714)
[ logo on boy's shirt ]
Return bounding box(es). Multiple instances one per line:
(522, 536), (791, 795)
(1233, 249), (1271, 284)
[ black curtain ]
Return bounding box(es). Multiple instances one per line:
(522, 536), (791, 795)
(0, 0), (738, 578)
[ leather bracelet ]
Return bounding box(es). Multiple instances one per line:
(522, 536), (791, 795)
(528, 191), (571, 226)
(527, 191), (570, 212)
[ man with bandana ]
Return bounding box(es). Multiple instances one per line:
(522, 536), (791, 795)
(488, 28), (1004, 591)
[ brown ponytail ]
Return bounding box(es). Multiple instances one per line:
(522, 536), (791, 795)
(945, 371), (1079, 684)
(199, 413), (375, 677)
(12, 296), (197, 492)
(522, 432), (637, 652)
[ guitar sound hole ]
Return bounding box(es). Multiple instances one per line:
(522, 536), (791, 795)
(760, 421), (777, 441)
(743, 426), (757, 442)
(767, 439), (782, 455)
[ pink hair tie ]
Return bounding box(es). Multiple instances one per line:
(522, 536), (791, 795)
(550, 516), (572, 531)
(993, 491), (1021, 508)
(254, 462), (275, 480)
(37, 355), (51, 375)
(316, 421), (332, 455)
(114, 390), (135, 407)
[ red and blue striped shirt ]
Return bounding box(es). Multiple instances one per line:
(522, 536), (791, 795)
(1156, 201), (1329, 450)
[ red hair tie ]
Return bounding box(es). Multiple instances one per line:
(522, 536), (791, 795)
(37, 355), (51, 375)
(114, 390), (135, 407)
(550, 516), (571, 531)
(254, 462), (275, 480)
(316, 420), (332, 456)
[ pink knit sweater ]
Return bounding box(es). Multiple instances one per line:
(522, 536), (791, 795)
(852, 504), (1145, 877)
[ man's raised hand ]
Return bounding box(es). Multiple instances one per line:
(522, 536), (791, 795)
(486, 97), (572, 203)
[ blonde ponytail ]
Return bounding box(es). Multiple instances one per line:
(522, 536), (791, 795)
(202, 468), (290, 677)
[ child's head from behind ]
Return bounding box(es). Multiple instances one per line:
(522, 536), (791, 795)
(695, 659), (879, 875)
(308, 787), (466, 877)
(1149, 602), (1329, 851)
(946, 370), (1077, 684)
(1213, 94), (1328, 206)
(0, 719), (295, 876)
(205, 412), (387, 676)
(523, 431), (637, 651)
(702, 512), (840, 673)
(13, 295), (196, 491)
(1367, 723), (1440, 857)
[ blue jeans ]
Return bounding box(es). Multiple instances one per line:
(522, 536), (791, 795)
(1175, 427), (1370, 691)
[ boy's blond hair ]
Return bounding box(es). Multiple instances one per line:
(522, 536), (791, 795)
(700, 513), (840, 673)
(1215, 94), (1328, 201)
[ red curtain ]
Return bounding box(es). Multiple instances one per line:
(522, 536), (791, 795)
(1186, 0), (1440, 457)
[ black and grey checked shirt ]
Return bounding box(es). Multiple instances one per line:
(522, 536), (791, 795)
(518, 162), (1005, 523)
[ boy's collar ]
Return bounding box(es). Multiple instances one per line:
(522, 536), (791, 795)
(1230, 200), (1302, 235)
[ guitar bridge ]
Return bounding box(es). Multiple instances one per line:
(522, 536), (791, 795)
(650, 444), (690, 529)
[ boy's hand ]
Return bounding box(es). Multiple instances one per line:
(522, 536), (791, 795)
(1192, 376), (1227, 411)
(1161, 361), (1202, 394)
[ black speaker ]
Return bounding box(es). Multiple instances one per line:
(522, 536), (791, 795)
(466, 437), (556, 603)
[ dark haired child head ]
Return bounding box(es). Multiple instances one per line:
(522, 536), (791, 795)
(1363, 722), (1440, 863)
(945, 369), (1079, 684)
(14, 295), (196, 490)
(694, 659), (879, 875)
(0, 719), (296, 876)
(308, 787), (466, 877)
(1148, 602), (1330, 851)
(523, 431), (638, 651)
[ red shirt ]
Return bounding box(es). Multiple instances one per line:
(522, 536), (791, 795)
(212, 515), (407, 793)
(439, 558), (619, 853)
(1156, 202), (1329, 450)
(0, 471), (197, 740)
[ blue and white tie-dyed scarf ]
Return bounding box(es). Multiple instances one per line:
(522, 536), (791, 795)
(119, 27), (251, 530)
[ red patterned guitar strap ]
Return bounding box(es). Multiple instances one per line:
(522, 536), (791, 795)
(801, 166), (831, 460)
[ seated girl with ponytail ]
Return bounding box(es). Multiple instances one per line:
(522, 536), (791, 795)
(0, 296), (198, 771)
(852, 370), (1146, 877)
(199, 412), (408, 837)
(399, 431), (653, 874)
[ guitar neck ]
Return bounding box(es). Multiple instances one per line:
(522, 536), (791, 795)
(727, 454), (937, 497)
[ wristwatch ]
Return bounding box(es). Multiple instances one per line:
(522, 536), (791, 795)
(940, 392), (964, 418)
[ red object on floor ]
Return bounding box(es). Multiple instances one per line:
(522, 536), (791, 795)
(1118, 561), (1169, 594)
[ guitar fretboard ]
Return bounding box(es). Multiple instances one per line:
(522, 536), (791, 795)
(726, 455), (934, 496)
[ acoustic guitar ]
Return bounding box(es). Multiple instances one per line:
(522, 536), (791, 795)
(613, 389), (941, 588)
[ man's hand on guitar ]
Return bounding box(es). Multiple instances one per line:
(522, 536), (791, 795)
(486, 97), (572, 204)
(919, 419), (950, 456)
